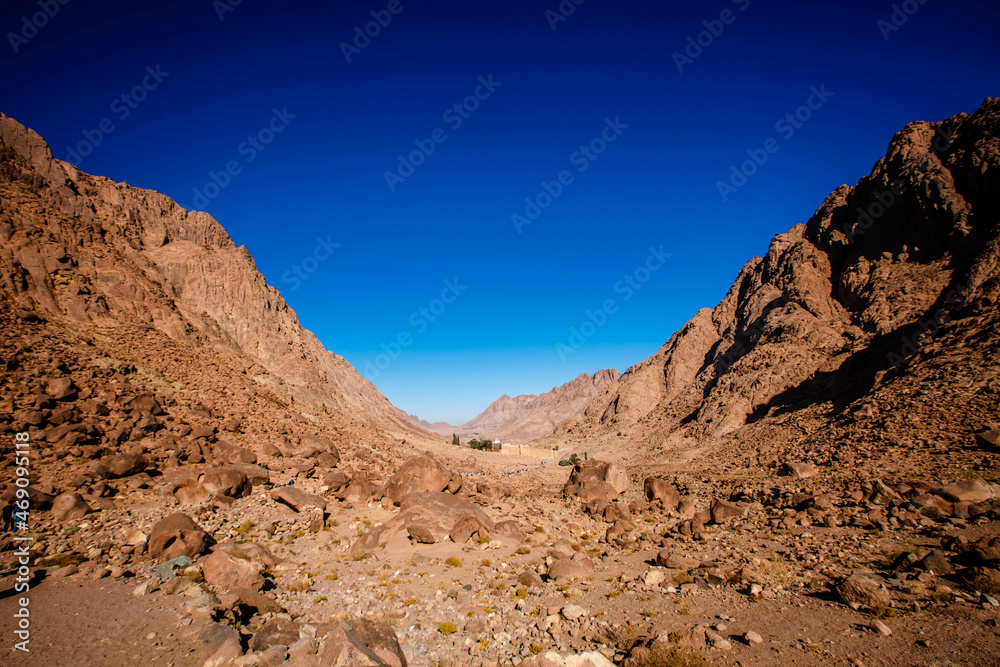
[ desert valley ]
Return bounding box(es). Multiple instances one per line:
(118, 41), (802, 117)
(1, 89), (999, 667)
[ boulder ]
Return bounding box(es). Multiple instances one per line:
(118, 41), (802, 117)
(494, 520), (525, 542)
(297, 434), (341, 464)
(46, 377), (77, 401)
(173, 479), (213, 506)
(319, 619), (407, 667)
(250, 617), (300, 653)
(520, 651), (614, 667)
(655, 549), (683, 569)
(518, 570), (544, 588)
(126, 393), (164, 415)
(337, 473), (373, 503)
(449, 515), (492, 544)
(974, 425), (1000, 449)
(643, 477), (680, 511)
(834, 575), (891, 609)
(780, 461), (819, 479)
(545, 552), (594, 582)
(271, 486), (327, 513)
(352, 492), (493, 554)
(50, 492), (92, 521)
(324, 470), (351, 492)
(94, 453), (147, 479)
(563, 461), (629, 501)
(229, 586), (285, 616)
(939, 479), (996, 503)
(710, 498), (743, 524)
(382, 455), (454, 506)
(406, 524), (439, 544)
(149, 513), (213, 561)
(213, 440), (257, 465)
(202, 550), (265, 592)
(201, 468), (251, 498)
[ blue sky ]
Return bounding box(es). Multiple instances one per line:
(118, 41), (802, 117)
(2, 0), (997, 424)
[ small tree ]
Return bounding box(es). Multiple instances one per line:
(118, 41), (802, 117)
(452, 433), (460, 447)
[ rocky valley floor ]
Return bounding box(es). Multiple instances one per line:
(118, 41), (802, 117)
(1, 311), (998, 666)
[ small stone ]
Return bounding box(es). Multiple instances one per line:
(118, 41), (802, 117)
(870, 619), (892, 636)
(561, 604), (587, 621)
(643, 569), (666, 586)
(745, 631), (763, 645)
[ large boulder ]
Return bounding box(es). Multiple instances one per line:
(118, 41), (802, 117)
(50, 492), (92, 521)
(382, 455), (455, 506)
(643, 477), (680, 511)
(352, 492), (494, 553)
(250, 617), (300, 653)
(94, 452), (147, 479)
(939, 478), (996, 503)
(148, 513), (213, 561)
(319, 619), (407, 667)
(520, 651), (614, 667)
(780, 461), (819, 479)
(202, 550), (266, 592)
(710, 498), (743, 524)
(271, 486), (327, 513)
(201, 468), (251, 498)
(564, 461), (629, 501)
(213, 440), (257, 465)
(337, 472), (373, 503)
(544, 551), (594, 582)
(296, 434), (341, 464)
(834, 575), (891, 609)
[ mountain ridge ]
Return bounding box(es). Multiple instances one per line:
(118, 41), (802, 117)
(0, 110), (434, 444)
(534, 97), (1000, 466)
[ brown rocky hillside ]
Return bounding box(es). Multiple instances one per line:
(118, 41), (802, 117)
(0, 111), (431, 444)
(537, 97), (1000, 471)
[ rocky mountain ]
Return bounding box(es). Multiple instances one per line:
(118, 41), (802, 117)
(462, 369), (621, 443)
(0, 111), (432, 445)
(1, 104), (999, 667)
(537, 98), (1000, 466)
(404, 413), (457, 435)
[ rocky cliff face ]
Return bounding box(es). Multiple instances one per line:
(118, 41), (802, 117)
(461, 369), (621, 443)
(0, 111), (429, 443)
(539, 98), (1000, 463)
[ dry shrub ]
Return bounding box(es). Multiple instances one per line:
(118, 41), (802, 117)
(628, 646), (713, 667)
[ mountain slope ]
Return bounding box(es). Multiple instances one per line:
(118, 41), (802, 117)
(537, 98), (1000, 465)
(462, 369), (621, 443)
(0, 111), (432, 443)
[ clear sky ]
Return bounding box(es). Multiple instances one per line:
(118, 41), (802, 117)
(2, 0), (997, 424)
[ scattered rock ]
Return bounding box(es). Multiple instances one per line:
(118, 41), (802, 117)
(835, 575), (892, 609)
